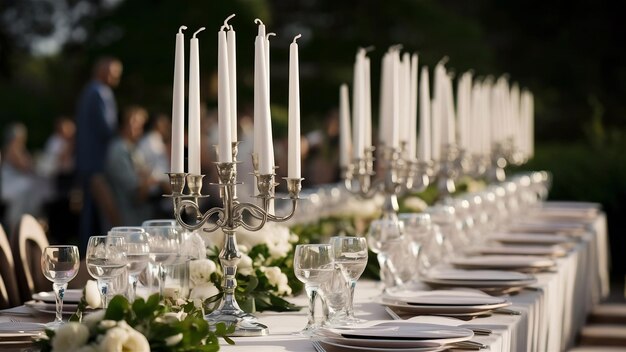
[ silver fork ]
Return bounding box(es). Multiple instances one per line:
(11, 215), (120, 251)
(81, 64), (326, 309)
(311, 339), (327, 352)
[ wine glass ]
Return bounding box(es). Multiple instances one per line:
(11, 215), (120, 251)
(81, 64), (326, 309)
(109, 227), (149, 302)
(41, 245), (80, 328)
(293, 244), (334, 334)
(86, 235), (127, 308)
(367, 219), (406, 288)
(329, 236), (368, 324)
(142, 219), (181, 297)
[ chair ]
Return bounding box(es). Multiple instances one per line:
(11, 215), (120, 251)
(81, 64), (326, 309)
(0, 224), (20, 308)
(11, 214), (50, 304)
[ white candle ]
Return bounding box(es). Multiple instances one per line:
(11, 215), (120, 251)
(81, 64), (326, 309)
(431, 61), (444, 160)
(288, 35), (302, 179)
(171, 26), (186, 173)
(528, 91), (535, 158)
(217, 26), (232, 162)
(226, 15), (238, 142)
(253, 20), (265, 164)
(265, 32), (275, 170)
(363, 55), (372, 149)
(188, 27), (204, 175)
(399, 52), (410, 146)
(352, 49), (364, 159)
(378, 52), (390, 146)
(254, 24), (273, 175)
(390, 49), (400, 149)
(419, 66), (431, 161)
(510, 83), (520, 150)
(408, 53), (418, 160)
(339, 84), (351, 168)
(444, 73), (456, 145)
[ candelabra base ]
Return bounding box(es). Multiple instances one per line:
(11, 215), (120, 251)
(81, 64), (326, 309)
(205, 309), (269, 337)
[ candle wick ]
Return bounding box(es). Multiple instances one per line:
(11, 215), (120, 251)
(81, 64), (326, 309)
(193, 27), (206, 38)
(292, 34), (302, 44)
(178, 25), (187, 34)
(254, 18), (264, 26)
(223, 13), (236, 28)
(266, 32), (276, 40)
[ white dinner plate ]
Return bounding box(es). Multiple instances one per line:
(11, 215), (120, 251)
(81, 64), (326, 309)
(471, 244), (567, 257)
(33, 289), (83, 304)
(377, 297), (510, 316)
(316, 338), (445, 351)
(426, 268), (534, 282)
(507, 222), (587, 235)
(487, 233), (574, 245)
(315, 322), (473, 349)
(382, 289), (507, 306)
(0, 322), (45, 338)
(450, 255), (556, 272)
(25, 300), (79, 315)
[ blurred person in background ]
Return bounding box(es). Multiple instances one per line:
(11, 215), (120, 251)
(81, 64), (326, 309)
(137, 112), (172, 218)
(103, 106), (158, 227)
(1, 123), (47, 231)
(41, 116), (76, 192)
(41, 117), (79, 243)
(75, 57), (122, 252)
(304, 110), (340, 185)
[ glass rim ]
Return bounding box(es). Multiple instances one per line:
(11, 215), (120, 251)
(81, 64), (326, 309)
(43, 245), (78, 249)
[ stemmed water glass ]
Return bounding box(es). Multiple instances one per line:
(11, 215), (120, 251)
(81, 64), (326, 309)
(41, 245), (80, 328)
(109, 227), (149, 302)
(367, 219), (406, 288)
(293, 244), (334, 334)
(86, 235), (127, 308)
(329, 236), (368, 324)
(142, 219), (180, 297)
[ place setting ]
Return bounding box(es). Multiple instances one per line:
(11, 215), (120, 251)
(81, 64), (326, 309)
(448, 255), (556, 273)
(376, 288), (511, 318)
(419, 268), (537, 296)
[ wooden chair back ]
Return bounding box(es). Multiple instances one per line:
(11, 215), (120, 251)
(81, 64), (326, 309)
(11, 214), (50, 304)
(0, 224), (20, 308)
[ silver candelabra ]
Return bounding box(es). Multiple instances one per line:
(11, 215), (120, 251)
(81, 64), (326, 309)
(165, 143), (302, 337)
(342, 143), (432, 220)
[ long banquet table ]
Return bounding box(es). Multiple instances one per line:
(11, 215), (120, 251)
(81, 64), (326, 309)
(219, 211), (609, 352)
(0, 210), (609, 352)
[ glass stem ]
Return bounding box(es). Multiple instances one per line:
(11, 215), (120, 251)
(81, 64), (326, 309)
(346, 280), (357, 319)
(128, 275), (138, 302)
(52, 282), (67, 324)
(159, 264), (166, 298)
(305, 285), (319, 329)
(98, 280), (109, 309)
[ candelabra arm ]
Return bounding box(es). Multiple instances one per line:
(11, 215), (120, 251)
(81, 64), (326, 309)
(174, 200), (225, 232)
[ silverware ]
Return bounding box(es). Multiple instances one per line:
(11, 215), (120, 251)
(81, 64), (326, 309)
(311, 340), (327, 352)
(492, 308), (521, 315)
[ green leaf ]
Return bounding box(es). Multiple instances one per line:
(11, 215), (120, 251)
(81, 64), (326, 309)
(104, 295), (130, 321)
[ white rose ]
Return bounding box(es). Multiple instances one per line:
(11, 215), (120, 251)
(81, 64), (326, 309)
(85, 280), (101, 308)
(180, 232), (207, 260)
(238, 253), (253, 275)
(403, 196), (428, 212)
(189, 283), (220, 301)
(120, 325), (150, 352)
(98, 326), (128, 352)
(189, 259), (217, 288)
(261, 266), (292, 296)
(234, 228), (266, 253)
(51, 322), (89, 352)
(165, 333), (183, 347)
(265, 224), (292, 260)
(161, 311), (186, 323)
(98, 320), (117, 329)
(82, 310), (106, 330)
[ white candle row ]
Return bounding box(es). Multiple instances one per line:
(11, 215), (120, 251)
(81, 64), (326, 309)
(168, 17), (302, 179)
(339, 48), (536, 165)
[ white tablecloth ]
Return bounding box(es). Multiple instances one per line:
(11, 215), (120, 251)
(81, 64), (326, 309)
(220, 212), (609, 352)
(0, 211), (609, 352)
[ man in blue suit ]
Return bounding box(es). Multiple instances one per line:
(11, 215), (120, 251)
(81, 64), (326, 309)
(75, 57), (123, 253)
